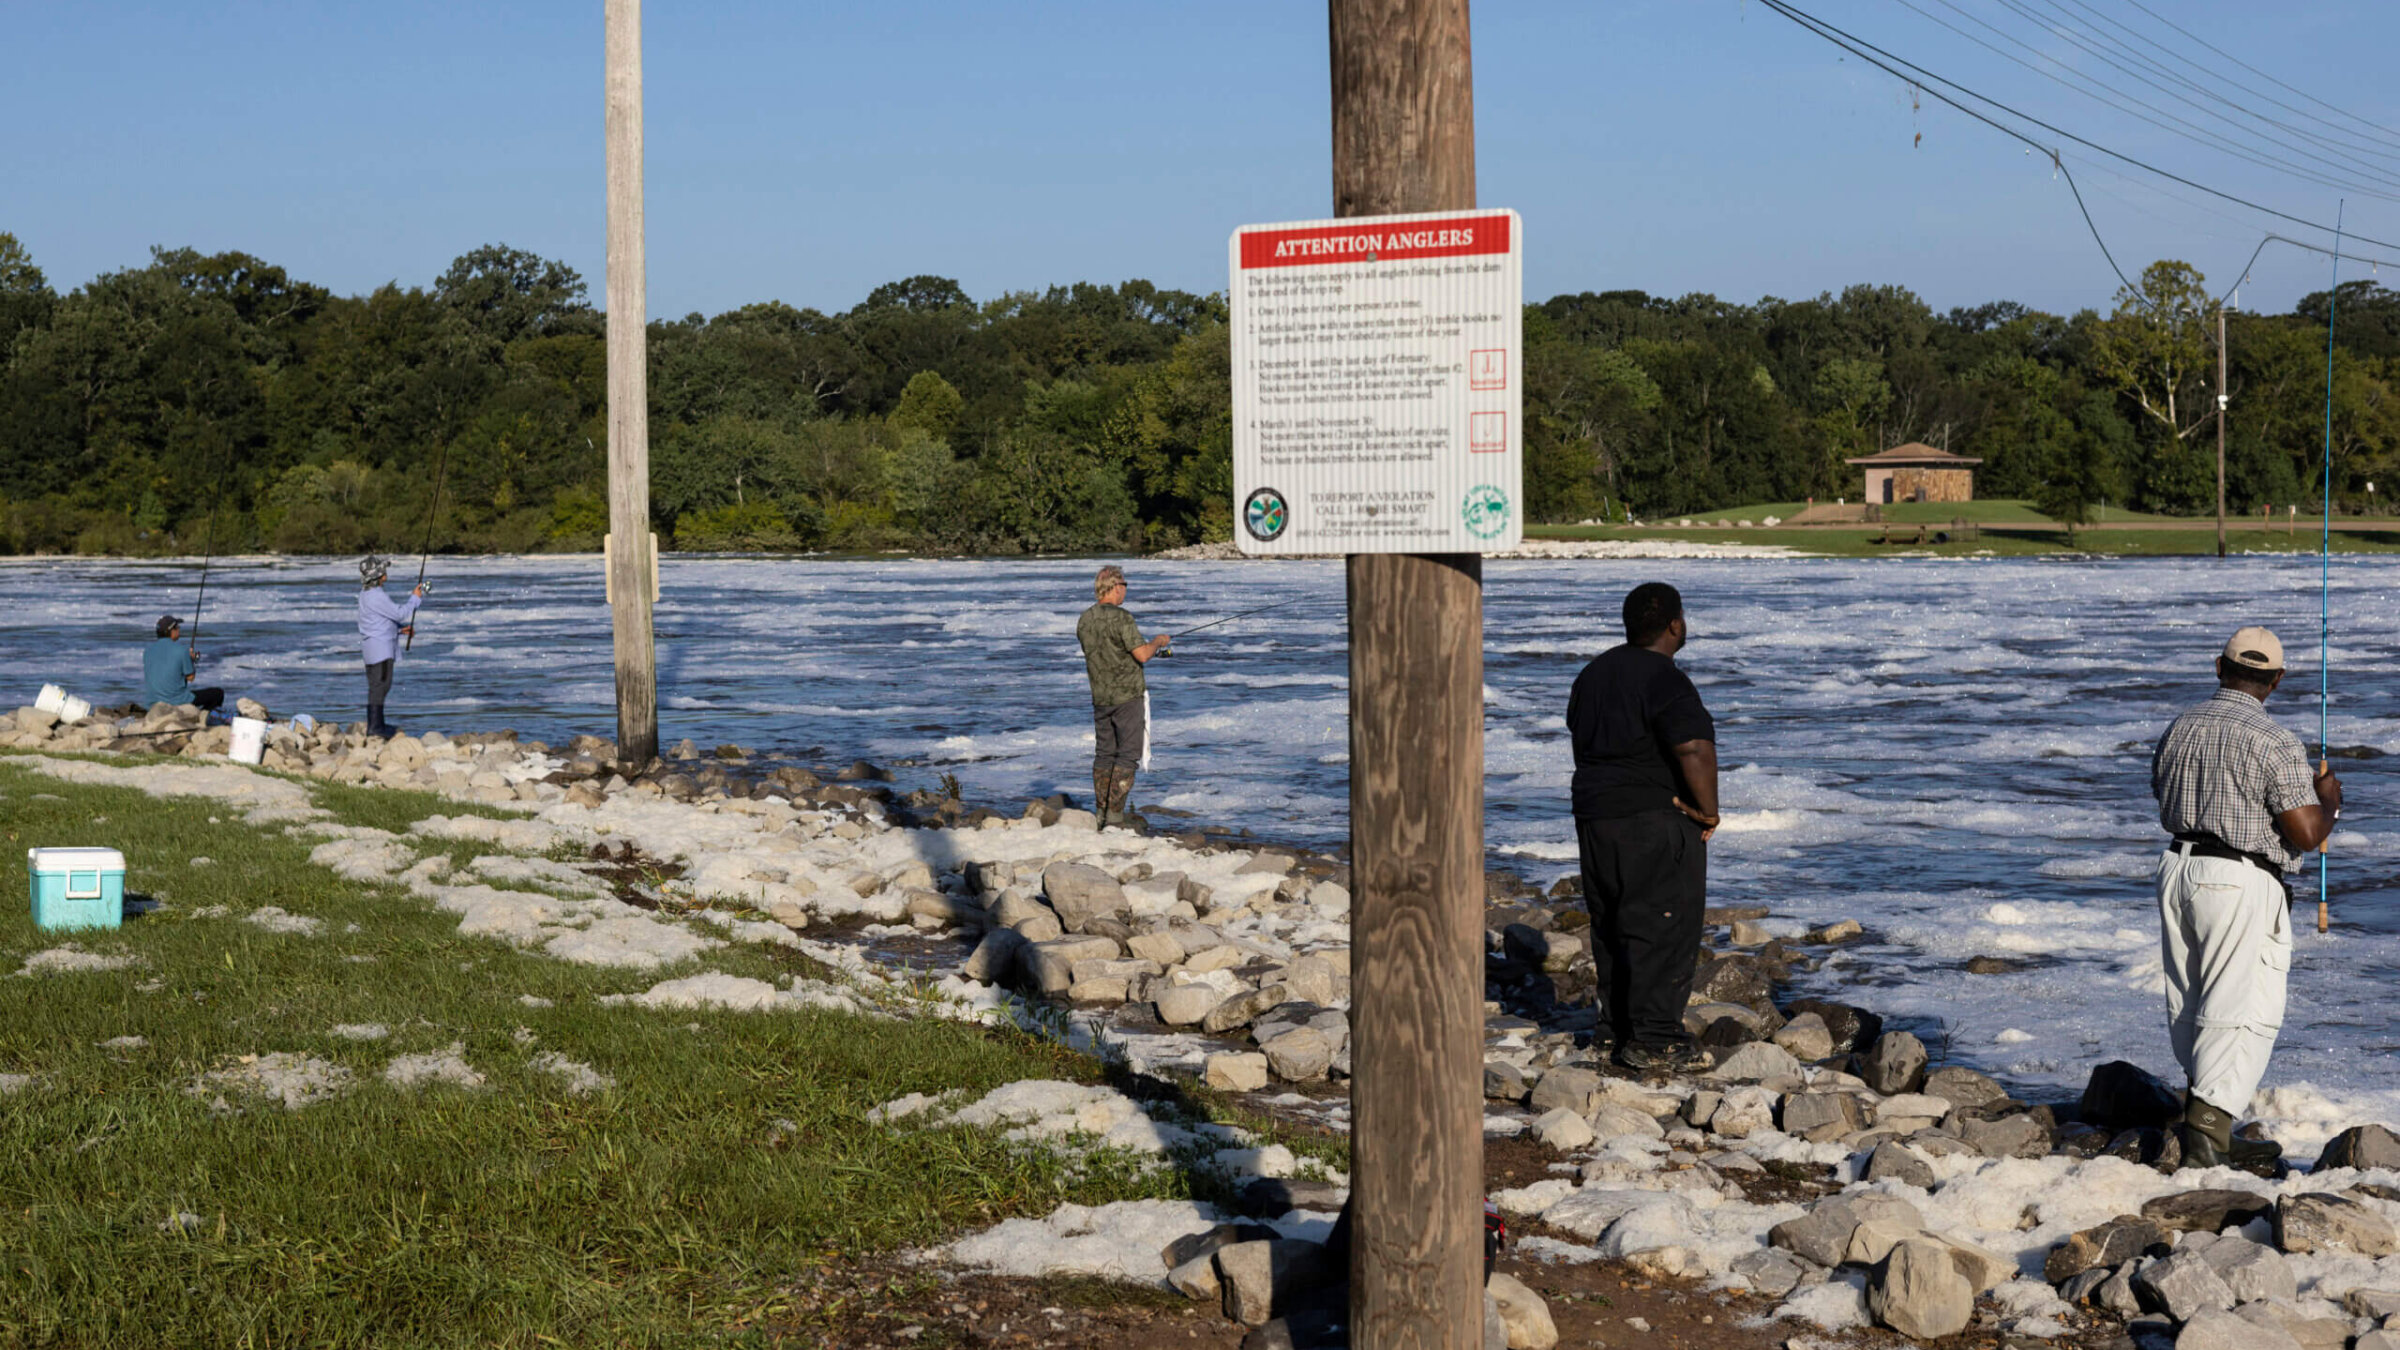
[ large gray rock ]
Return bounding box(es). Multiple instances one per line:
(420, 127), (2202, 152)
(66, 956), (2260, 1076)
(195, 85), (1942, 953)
(994, 892), (1064, 942)
(1205, 1052), (1269, 1092)
(1215, 1239), (1331, 1326)
(1729, 1246), (1810, 1297)
(1023, 936), (1122, 996)
(2236, 1304), (2349, 1350)
(1484, 1060), (1530, 1102)
(2360, 1332), (2400, 1350)
(2130, 1248), (2235, 1321)
(1158, 982), (1230, 1027)
(1923, 1065), (2009, 1112)
(1166, 1252), (1220, 1300)
(1709, 1085), (1779, 1138)
(1769, 1194), (1921, 1268)
(1772, 1012), (1837, 1062)
(1870, 1237), (1974, 1339)
(1527, 1066), (1604, 1116)
(1961, 1112), (2054, 1159)
(1861, 1030), (1929, 1095)
(1589, 1104), (1666, 1142)
(1273, 954), (1346, 1007)
(2343, 1288), (2400, 1320)
(961, 927), (1027, 983)
(2078, 1060), (2184, 1131)
(1864, 1140), (1936, 1189)
(1706, 1041), (1800, 1083)
(2275, 1192), (2400, 1255)
(2317, 1123), (2400, 1173)
(2200, 1235), (2295, 1303)
(2180, 1309), (2303, 1350)
(1780, 1091), (1866, 1140)
(1484, 1271), (1558, 1350)
(2044, 1216), (2166, 1284)
(1532, 1107), (1597, 1152)
(1202, 983), (1290, 1035)
(1261, 1027), (1334, 1082)
(2142, 1188), (2275, 1234)
(1042, 862), (1130, 932)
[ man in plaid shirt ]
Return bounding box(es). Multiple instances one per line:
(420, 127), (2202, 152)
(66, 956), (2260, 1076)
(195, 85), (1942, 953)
(2151, 625), (2342, 1173)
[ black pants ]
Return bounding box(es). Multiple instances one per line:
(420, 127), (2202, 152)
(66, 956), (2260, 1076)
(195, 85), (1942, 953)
(1092, 696), (1144, 772)
(365, 659), (395, 730)
(191, 688), (224, 712)
(1577, 810), (1707, 1049)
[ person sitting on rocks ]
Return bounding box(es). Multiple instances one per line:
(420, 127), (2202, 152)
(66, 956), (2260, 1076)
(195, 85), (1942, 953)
(1567, 581), (1720, 1074)
(2150, 625), (2341, 1174)
(142, 615), (226, 717)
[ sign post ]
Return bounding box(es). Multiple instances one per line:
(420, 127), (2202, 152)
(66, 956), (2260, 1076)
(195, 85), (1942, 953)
(1237, 3), (1497, 1343)
(604, 0), (658, 772)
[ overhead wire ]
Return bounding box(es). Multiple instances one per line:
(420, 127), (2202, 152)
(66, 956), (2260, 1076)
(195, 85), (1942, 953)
(1989, 0), (2400, 189)
(2114, 0), (2400, 145)
(1755, 0), (2400, 255)
(1892, 0), (2400, 202)
(2034, 0), (2400, 168)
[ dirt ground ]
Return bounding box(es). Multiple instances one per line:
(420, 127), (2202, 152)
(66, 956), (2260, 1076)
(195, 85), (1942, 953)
(759, 1127), (2142, 1350)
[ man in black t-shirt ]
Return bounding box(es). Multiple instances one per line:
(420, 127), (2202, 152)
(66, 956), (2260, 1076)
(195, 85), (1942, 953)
(1566, 582), (1721, 1073)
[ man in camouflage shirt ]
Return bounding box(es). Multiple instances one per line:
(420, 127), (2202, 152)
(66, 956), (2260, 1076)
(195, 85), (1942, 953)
(2150, 625), (2342, 1173)
(1077, 565), (1171, 828)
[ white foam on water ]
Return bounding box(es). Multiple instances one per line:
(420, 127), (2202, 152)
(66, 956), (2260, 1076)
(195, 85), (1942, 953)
(6, 554), (2397, 1108)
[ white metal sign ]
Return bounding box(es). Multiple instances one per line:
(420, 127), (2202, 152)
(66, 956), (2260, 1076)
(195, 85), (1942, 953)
(1229, 208), (1522, 554)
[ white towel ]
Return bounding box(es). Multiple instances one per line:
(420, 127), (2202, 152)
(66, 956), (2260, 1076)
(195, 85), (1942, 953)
(1139, 691), (1153, 772)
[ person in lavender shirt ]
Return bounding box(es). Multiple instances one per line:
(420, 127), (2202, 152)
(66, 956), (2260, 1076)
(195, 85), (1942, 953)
(356, 555), (425, 739)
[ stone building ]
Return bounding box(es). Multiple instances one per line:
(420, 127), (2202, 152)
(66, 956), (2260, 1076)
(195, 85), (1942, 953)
(1847, 444), (1983, 504)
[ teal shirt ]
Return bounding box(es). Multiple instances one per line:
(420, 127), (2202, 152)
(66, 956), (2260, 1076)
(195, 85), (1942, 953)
(142, 637), (195, 706)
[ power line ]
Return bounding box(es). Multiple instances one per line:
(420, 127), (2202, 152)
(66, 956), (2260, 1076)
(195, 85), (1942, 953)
(2114, 0), (2400, 146)
(1892, 0), (2400, 204)
(2038, 0), (2400, 167)
(1996, 0), (2400, 181)
(1756, 0), (2400, 255)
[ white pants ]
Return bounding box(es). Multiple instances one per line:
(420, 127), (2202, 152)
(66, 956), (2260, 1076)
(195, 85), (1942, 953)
(2156, 847), (2293, 1118)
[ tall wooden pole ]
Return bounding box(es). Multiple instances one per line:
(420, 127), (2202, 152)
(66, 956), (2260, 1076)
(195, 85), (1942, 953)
(605, 0), (658, 769)
(1331, 2), (1484, 1346)
(2216, 304), (2228, 559)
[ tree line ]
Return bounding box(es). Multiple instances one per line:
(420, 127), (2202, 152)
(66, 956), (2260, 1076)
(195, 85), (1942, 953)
(2, 233), (2395, 557)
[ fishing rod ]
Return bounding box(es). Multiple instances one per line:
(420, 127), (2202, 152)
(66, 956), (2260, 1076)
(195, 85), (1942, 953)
(187, 437), (240, 656)
(402, 439), (451, 655)
(2317, 204), (2343, 935)
(1170, 602), (1285, 642)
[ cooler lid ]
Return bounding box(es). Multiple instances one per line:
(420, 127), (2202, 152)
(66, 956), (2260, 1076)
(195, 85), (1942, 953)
(28, 847), (125, 871)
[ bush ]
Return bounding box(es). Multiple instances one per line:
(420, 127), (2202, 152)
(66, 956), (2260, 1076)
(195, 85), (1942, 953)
(672, 499), (807, 552)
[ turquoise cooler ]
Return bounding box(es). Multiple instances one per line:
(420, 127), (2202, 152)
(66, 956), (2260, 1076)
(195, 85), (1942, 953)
(27, 848), (125, 931)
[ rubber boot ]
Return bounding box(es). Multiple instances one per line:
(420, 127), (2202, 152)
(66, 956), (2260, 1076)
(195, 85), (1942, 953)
(1109, 766), (1144, 833)
(1092, 765), (1118, 827)
(2178, 1097), (2235, 1171)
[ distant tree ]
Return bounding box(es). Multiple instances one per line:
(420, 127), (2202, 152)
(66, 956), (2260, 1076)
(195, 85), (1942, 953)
(891, 370), (964, 440)
(435, 244), (592, 344)
(0, 232), (55, 353)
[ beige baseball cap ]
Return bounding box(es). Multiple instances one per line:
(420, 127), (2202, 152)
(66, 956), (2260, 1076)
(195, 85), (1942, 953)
(2222, 626), (2284, 672)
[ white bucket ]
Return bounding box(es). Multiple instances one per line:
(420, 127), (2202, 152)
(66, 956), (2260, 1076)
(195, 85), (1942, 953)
(228, 717), (267, 765)
(34, 684), (65, 714)
(56, 696), (91, 724)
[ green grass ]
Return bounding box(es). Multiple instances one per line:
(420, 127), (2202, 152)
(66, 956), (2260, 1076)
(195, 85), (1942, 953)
(0, 756), (1206, 1348)
(1528, 498), (2400, 557)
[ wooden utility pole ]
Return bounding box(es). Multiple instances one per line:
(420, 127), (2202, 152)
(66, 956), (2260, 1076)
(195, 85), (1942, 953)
(605, 0), (658, 769)
(2216, 304), (2229, 558)
(1330, 2), (1485, 1346)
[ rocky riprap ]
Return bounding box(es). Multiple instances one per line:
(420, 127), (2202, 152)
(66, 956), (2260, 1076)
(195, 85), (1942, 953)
(13, 700), (2400, 1350)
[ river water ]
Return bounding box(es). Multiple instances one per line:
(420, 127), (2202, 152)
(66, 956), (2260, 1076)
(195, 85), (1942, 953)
(7, 552), (2396, 1131)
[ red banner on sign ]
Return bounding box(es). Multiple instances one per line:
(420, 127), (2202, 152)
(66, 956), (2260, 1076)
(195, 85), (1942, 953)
(1238, 213), (1512, 270)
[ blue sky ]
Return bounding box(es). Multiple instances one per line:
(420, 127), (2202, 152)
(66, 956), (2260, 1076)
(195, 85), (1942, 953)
(5, 1), (2395, 319)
